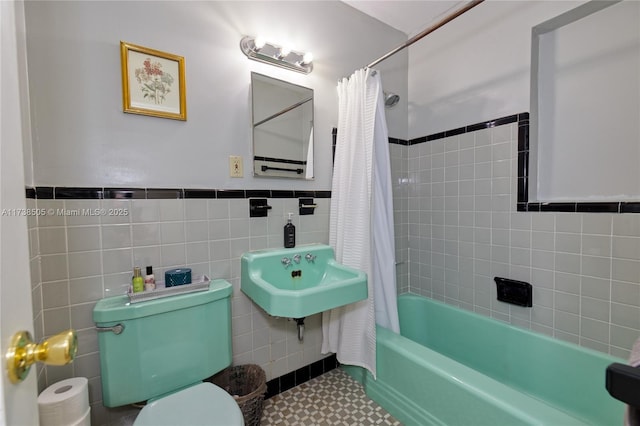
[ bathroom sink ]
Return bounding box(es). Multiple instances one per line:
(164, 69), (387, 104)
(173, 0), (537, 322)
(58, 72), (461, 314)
(241, 244), (367, 318)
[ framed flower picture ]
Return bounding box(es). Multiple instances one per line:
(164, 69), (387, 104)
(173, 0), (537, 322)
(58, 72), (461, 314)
(120, 41), (187, 120)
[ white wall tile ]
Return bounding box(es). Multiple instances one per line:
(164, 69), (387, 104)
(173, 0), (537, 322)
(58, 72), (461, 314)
(405, 122), (639, 356)
(42, 280), (69, 309)
(131, 200), (160, 223)
(185, 220), (209, 242)
(69, 277), (103, 305)
(40, 254), (69, 282)
(159, 199), (185, 222)
(132, 246), (161, 271)
(186, 242), (209, 264)
(101, 224), (131, 250)
(99, 200), (131, 225)
(160, 222), (185, 244)
(132, 223), (160, 247)
(38, 227), (67, 255)
(68, 251), (102, 279)
(68, 226), (101, 252)
(102, 248), (132, 275)
(161, 243), (187, 267)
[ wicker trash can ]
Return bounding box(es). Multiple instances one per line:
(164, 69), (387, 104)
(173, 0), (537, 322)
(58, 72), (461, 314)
(207, 364), (267, 426)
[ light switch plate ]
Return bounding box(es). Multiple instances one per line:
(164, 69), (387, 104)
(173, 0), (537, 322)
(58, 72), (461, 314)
(229, 156), (243, 178)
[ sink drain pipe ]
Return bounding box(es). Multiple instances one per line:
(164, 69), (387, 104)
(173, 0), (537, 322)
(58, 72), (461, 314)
(294, 318), (305, 341)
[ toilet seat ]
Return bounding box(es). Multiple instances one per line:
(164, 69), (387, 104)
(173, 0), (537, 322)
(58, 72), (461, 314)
(133, 382), (245, 426)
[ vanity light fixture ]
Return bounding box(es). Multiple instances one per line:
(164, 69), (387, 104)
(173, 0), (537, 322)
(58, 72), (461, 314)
(240, 36), (313, 74)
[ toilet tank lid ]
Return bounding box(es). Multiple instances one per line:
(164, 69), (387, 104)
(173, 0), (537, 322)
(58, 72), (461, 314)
(93, 279), (232, 324)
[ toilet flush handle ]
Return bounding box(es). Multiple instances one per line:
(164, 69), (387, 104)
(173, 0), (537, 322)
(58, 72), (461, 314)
(95, 323), (125, 335)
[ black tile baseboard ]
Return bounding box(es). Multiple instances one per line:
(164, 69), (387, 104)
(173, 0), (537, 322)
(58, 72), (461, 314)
(265, 354), (338, 400)
(26, 187), (331, 200)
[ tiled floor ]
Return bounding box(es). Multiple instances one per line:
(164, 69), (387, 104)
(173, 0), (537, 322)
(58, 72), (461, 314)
(261, 368), (402, 425)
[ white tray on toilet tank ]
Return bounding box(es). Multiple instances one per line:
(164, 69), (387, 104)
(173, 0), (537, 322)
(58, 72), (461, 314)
(127, 275), (210, 304)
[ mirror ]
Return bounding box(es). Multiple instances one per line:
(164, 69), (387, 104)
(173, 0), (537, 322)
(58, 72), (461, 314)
(251, 72), (314, 179)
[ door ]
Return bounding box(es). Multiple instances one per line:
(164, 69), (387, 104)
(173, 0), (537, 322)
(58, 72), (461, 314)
(1, 1), (39, 425)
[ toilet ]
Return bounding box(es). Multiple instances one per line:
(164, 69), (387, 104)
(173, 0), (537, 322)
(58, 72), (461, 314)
(93, 279), (244, 426)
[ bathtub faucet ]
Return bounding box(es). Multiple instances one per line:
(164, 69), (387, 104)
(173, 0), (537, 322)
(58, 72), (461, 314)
(305, 253), (316, 263)
(281, 257), (292, 268)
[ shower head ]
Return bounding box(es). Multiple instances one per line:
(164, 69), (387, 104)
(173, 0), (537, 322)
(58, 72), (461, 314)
(384, 91), (400, 108)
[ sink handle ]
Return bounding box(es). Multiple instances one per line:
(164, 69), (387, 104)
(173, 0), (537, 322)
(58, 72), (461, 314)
(293, 254), (301, 264)
(305, 253), (316, 263)
(281, 257), (292, 268)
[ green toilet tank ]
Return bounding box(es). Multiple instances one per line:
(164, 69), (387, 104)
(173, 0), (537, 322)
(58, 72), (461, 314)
(93, 279), (233, 408)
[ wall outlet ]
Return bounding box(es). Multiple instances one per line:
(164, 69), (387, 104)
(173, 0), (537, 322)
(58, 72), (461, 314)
(229, 156), (243, 178)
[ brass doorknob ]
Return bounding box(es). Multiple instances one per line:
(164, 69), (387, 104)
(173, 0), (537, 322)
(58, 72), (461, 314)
(6, 329), (77, 384)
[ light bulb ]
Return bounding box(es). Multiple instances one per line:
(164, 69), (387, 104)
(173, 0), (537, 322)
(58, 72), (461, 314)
(254, 36), (266, 50)
(302, 52), (314, 65)
(278, 46), (291, 58)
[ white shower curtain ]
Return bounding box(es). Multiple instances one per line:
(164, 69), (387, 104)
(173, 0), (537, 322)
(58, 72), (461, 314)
(321, 68), (400, 377)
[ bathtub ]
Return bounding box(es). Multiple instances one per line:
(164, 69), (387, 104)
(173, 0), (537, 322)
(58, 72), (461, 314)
(343, 294), (625, 425)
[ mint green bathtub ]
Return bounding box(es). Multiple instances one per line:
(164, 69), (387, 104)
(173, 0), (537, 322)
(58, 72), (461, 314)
(344, 294), (625, 425)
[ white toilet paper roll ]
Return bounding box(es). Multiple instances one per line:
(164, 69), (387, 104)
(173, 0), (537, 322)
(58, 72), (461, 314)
(38, 377), (90, 426)
(70, 408), (91, 426)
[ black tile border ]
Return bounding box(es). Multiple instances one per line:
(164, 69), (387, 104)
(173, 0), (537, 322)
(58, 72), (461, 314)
(30, 114), (636, 212)
(54, 187), (104, 199)
(403, 113), (525, 146)
(104, 188), (146, 199)
(184, 189), (218, 199)
(33, 187), (53, 199)
(513, 114), (630, 213)
(405, 111), (638, 214)
(265, 354), (338, 399)
(621, 202), (640, 213)
(147, 188), (184, 199)
(26, 187), (331, 200)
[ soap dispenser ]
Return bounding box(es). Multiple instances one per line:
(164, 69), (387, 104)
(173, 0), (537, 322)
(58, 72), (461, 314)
(284, 213), (296, 248)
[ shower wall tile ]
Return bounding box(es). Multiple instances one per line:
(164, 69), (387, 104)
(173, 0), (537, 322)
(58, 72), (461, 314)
(405, 119), (640, 358)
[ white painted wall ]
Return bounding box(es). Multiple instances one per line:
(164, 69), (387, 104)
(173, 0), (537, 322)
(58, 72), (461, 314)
(24, 1), (407, 189)
(407, 0), (584, 138)
(535, 0), (640, 201)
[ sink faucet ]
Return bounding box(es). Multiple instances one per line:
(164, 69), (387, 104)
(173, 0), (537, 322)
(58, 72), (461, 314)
(293, 254), (301, 264)
(281, 257), (292, 268)
(305, 253), (316, 263)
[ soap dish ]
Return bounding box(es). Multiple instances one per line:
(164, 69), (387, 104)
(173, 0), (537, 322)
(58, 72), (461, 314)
(127, 275), (210, 304)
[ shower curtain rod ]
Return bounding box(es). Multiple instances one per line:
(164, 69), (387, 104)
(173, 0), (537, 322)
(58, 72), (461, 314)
(366, 0), (484, 69)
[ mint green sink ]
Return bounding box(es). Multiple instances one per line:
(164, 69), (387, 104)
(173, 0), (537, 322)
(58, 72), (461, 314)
(241, 244), (367, 318)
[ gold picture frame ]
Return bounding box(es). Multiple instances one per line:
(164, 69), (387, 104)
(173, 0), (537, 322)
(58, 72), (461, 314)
(120, 41), (187, 121)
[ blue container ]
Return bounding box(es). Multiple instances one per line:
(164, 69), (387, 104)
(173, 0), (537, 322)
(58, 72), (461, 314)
(165, 268), (192, 287)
